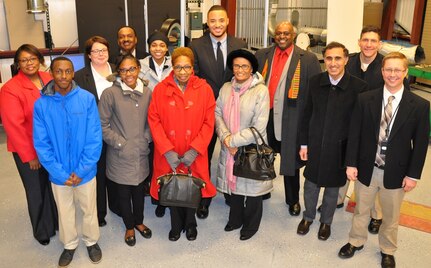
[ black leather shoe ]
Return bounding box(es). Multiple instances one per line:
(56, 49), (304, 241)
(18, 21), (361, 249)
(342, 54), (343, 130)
(168, 231), (180, 241)
(297, 219), (313, 235)
(38, 239), (50, 246)
(317, 203), (344, 213)
(381, 252), (396, 268)
(318, 223), (331, 240)
(98, 219), (107, 227)
(196, 205), (209, 219)
(338, 243), (364, 258)
(155, 205), (166, 218)
(186, 227), (197, 241)
(135, 225), (152, 239)
(239, 231), (256, 241)
(368, 218), (382, 234)
(58, 248), (76, 268)
(125, 235), (136, 247)
(224, 224), (241, 232)
(262, 193), (271, 200)
(289, 202), (301, 216)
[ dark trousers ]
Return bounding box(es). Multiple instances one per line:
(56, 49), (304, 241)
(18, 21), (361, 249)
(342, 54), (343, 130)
(106, 177), (121, 216)
(303, 179), (338, 225)
(267, 109), (300, 204)
(117, 181), (145, 230)
(284, 171), (300, 205)
(202, 131), (218, 208)
(170, 206), (197, 234)
(228, 194), (263, 236)
(13, 153), (58, 241)
(95, 145), (107, 221)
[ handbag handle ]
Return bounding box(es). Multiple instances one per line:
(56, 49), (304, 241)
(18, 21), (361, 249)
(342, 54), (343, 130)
(249, 127), (268, 155)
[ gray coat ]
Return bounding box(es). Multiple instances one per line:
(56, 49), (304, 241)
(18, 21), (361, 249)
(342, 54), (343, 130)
(98, 81), (152, 186)
(139, 56), (172, 91)
(215, 73), (273, 196)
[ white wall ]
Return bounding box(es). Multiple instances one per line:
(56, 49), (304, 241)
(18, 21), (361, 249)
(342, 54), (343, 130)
(0, 0), (78, 50)
(327, 0), (363, 53)
(0, 0), (10, 50)
(48, 0), (78, 48)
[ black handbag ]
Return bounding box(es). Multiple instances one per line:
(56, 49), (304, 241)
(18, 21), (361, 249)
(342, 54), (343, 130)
(233, 127), (277, 180)
(157, 170), (206, 209)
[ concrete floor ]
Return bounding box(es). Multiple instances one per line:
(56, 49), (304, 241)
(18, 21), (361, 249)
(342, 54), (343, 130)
(1, 89), (431, 268)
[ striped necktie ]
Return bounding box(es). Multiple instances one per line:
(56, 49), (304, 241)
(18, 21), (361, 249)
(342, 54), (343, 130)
(375, 95), (395, 167)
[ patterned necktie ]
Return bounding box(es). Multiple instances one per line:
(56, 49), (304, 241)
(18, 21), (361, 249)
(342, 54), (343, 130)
(375, 95), (395, 166)
(216, 41), (224, 82)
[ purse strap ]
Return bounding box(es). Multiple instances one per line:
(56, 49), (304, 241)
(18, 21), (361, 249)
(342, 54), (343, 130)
(249, 127), (268, 154)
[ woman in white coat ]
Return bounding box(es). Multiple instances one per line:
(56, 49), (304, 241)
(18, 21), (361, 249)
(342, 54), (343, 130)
(215, 49), (272, 241)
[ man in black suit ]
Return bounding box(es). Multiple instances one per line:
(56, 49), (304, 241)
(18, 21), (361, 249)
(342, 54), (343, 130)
(190, 5), (247, 219)
(110, 26), (149, 64)
(297, 42), (367, 241)
(338, 52), (430, 268)
(319, 25), (385, 233)
(255, 21), (321, 216)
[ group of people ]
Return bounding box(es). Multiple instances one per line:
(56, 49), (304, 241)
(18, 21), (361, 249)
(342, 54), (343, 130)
(0, 4), (429, 268)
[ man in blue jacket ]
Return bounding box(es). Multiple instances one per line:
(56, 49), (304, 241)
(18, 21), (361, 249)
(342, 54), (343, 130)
(33, 57), (103, 268)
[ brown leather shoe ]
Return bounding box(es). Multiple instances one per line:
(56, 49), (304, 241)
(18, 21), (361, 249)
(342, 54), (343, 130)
(297, 219), (313, 235)
(338, 243), (364, 258)
(368, 218), (382, 234)
(317, 223), (331, 240)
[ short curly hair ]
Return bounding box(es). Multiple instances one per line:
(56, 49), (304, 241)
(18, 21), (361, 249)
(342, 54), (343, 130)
(171, 47), (194, 66)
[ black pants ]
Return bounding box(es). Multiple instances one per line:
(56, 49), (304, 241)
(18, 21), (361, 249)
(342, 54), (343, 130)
(284, 171), (300, 205)
(228, 194), (263, 236)
(106, 177), (121, 216)
(202, 131), (218, 209)
(95, 143), (107, 221)
(267, 109), (300, 205)
(117, 181), (145, 230)
(13, 153), (57, 242)
(170, 206), (197, 234)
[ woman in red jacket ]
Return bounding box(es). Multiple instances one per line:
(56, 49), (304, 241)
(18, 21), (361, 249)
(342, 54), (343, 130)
(0, 44), (57, 245)
(148, 47), (216, 241)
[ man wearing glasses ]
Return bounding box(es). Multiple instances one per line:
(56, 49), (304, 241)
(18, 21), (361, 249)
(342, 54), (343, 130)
(255, 21), (320, 216)
(338, 52), (429, 268)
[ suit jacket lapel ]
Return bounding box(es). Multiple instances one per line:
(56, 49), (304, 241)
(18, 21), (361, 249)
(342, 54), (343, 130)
(285, 48), (300, 84)
(369, 88), (383, 142)
(388, 90), (414, 142)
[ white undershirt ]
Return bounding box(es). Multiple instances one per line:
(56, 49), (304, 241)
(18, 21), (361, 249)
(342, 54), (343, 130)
(90, 63), (113, 99)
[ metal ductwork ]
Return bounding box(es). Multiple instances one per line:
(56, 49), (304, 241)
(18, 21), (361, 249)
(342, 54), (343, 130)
(27, 0), (46, 13)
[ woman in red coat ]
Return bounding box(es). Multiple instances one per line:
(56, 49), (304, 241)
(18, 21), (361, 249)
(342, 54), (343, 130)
(0, 44), (57, 245)
(148, 47), (216, 241)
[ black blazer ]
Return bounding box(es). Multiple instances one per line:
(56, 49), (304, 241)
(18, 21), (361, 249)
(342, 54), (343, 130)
(190, 32), (247, 99)
(74, 63), (116, 104)
(345, 87), (430, 189)
(109, 47), (149, 65)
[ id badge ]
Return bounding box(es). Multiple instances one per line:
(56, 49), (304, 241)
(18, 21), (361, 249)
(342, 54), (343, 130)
(380, 139), (388, 156)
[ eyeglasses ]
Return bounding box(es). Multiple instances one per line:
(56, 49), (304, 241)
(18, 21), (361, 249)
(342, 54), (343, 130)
(173, 65), (192, 72)
(232, 64), (251, 71)
(18, 57), (39, 64)
(91, 48), (108, 55)
(275, 31), (292, 37)
(118, 66), (138, 75)
(383, 68), (406, 75)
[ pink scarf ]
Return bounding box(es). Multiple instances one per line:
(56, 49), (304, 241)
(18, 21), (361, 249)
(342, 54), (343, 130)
(223, 76), (254, 191)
